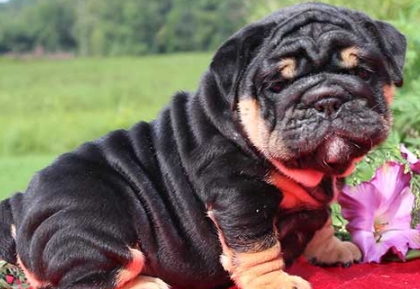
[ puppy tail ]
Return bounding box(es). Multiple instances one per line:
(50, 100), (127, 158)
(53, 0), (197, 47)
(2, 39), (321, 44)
(0, 192), (23, 264)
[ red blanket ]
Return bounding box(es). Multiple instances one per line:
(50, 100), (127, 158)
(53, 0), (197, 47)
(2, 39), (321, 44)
(286, 258), (420, 289)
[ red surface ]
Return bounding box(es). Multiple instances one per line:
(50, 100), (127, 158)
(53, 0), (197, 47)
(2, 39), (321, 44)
(287, 258), (420, 289)
(227, 258), (420, 289)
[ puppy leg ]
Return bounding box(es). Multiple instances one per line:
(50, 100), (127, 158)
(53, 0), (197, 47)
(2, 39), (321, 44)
(120, 276), (169, 289)
(303, 217), (362, 267)
(228, 242), (310, 289)
(208, 211), (310, 289)
(16, 203), (151, 289)
(17, 245), (146, 289)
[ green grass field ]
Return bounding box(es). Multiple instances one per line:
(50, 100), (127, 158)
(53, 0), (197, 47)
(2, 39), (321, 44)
(0, 154), (55, 197)
(0, 53), (211, 199)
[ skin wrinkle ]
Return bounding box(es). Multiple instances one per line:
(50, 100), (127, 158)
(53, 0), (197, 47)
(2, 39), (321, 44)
(272, 31), (360, 67)
(270, 7), (354, 49)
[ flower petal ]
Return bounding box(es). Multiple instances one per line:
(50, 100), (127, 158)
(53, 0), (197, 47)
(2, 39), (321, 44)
(382, 186), (414, 230)
(400, 144), (420, 174)
(353, 229), (420, 263)
(351, 230), (381, 263)
(409, 162), (420, 174)
(400, 144), (418, 164)
(339, 182), (378, 232)
(370, 162), (411, 212)
(378, 229), (420, 261)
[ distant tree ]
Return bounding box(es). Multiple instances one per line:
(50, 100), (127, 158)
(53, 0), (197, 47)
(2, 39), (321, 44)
(0, 0), (248, 55)
(30, 0), (77, 52)
(74, 0), (172, 56)
(0, 0), (77, 53)
(156, 0), (247, 53)
(0, 0), (37, 53)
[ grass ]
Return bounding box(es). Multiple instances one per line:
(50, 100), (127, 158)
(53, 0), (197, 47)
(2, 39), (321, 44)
(0, 155), (55, 199)
(0, 53), (212, 199)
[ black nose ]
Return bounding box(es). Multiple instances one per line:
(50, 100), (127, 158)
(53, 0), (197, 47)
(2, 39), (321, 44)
(313, 98), (343, 117)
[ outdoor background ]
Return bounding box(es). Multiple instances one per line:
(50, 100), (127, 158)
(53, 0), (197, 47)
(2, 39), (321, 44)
(0, 0), (419, 201)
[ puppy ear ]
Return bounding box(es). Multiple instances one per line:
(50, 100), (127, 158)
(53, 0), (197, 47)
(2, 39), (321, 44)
(210, 22), (275, 107)
(373, 21), (407, 87)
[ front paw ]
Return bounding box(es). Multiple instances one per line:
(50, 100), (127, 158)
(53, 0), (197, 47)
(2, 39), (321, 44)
(308, 238), (362, 267)
(277, 273), (312, 289)
(237, 271), (311, 289)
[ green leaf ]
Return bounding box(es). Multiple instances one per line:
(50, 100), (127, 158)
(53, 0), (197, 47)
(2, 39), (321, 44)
(383, 249), (420, 262)
(0, 278), (12, 289)
(406, 249), (420, 260)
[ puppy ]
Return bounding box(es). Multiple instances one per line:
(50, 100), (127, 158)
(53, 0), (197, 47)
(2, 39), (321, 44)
(0, 3), (406, 289)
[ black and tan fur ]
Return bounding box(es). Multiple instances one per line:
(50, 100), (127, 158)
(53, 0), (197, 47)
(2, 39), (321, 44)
(0, 3), (406, 289)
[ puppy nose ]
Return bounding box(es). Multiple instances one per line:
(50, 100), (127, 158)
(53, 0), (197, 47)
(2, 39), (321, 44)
(313, 98), (343, 117)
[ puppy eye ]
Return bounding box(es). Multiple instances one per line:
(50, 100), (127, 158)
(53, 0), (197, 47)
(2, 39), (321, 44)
(357, 68), (371, 81)
(350, 67), (371, 81)
(268, 82), (283, 93)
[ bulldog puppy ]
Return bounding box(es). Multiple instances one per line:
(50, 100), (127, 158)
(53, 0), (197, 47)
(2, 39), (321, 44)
(0, 3), (406, 289)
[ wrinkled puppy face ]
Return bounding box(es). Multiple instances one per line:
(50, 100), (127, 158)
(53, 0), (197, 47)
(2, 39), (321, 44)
(230, 6), (406, 181)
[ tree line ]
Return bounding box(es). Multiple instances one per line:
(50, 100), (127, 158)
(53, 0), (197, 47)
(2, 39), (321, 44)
(0, 0), (249, 56)
(0, 0), (418, 56)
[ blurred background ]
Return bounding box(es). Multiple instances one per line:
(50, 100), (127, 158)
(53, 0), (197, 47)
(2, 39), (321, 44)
(0, 0), (419, 200)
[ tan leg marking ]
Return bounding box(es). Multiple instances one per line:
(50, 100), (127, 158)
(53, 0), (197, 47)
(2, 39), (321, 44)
(208, 211), (311, 289)
(383, 84), (396, 105)
(279, 58), (297, 79)
(17, 256), (50, 289)
(119, 276), (170, 289)
(207, 210), (234, 272)
(340, 47), (359, 68)
(304, 217), (361, 265)
(115, 248), (146, 288)
(230, 242), (311, 289)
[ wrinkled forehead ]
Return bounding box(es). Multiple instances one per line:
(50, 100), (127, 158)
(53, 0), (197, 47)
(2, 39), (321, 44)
(260, 8), (380, 65)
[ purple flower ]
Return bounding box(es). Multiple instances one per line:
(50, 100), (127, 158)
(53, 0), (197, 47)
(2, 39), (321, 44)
(338, 161), (420, 263)
(400, 144), (420, 174)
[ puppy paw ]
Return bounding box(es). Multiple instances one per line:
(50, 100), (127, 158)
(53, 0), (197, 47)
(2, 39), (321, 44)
(307, 239), (362, 267)
(237, 271), (311, 289)
(121, 276), (170, 289)
(278, 273), (312, 289)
